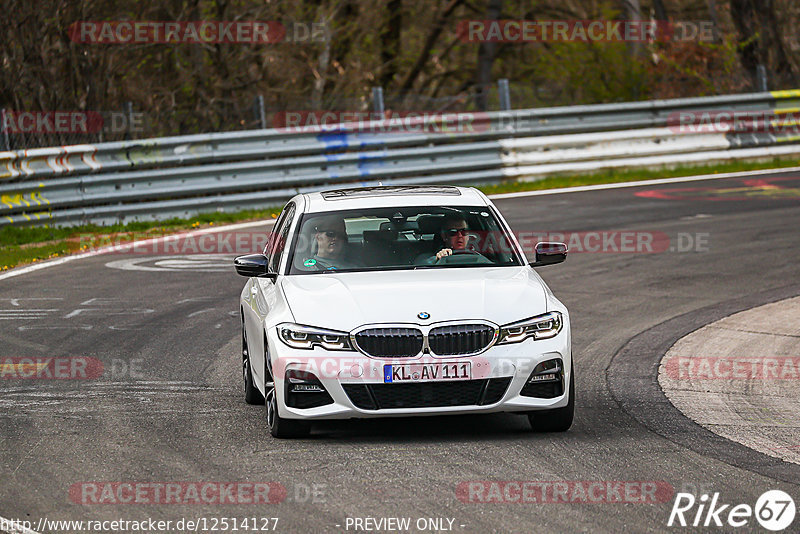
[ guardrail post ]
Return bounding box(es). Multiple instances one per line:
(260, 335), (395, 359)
(372, 87), (385, 115)
(1, 109), (9, 151)
(498, 79), (511, 110)
(254, 95), (267, 129)
(756, 65), (769, 92)
(124, 101), (134, 140)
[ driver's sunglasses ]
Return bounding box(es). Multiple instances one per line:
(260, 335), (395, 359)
(444, 228), (469, 237)
(318, 230), (344, 238)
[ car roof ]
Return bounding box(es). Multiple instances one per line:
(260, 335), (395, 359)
(301, 185), (490, 213)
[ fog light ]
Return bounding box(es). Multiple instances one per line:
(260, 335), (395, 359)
(526, 358), (563, 383)
(528, 372), (558, 383)
(290, 383), (325, 393)
(284, 369), (333, 409)
(286, 369), (325, 393)
(521, 358), (565, 399)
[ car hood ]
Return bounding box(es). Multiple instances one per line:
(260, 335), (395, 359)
(280, 266), (547, 331)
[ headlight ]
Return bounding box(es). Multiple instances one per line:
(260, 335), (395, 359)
(277, 323), (354, 351)
(496, 311), (563, 344)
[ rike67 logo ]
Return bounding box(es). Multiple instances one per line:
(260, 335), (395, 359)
(668, 490), (795, 531)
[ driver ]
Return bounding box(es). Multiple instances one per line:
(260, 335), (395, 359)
(415, 214), (474, 264)
(307, 216), (360, 270)
(434, 214), (470, 260)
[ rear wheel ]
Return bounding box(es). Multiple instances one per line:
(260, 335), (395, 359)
(528, 367), (575, 432)
(242, 321), (264, 405)
(264, 349), (311, 439)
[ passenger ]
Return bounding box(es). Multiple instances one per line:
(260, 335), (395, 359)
(306, 216), (360, 270)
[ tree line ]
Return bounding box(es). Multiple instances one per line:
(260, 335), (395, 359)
(1, 0), (797, 143)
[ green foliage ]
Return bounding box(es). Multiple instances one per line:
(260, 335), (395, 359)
(1, 0), (797, 140)
(478, 156), (800, 195)
(0, 207), (280, 249)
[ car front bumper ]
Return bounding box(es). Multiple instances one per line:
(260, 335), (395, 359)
(268, 323), (572, 421)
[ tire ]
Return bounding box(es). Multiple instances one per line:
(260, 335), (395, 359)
(242, 320), (264, 405)
(528, 367), (575, 432)
(264, 350), (311, 439)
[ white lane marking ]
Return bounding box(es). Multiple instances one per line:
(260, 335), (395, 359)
(63, 308), (153, 319)
(153, 258), (230, 270)
(104, 254), (231, 273)
(0, 298), (63, 307)
(187, 308), (215, 318)
(487, 165), (800, 199)
(80, 297), (118, 305)
(62, 298), (152, 319)
(63, 308), (92, 318)
(0, 219), (274, 282)
(0, 313), (56, 317)
(176, 297), (217, 303)
(0, 310), (58, 313)
(17, 325), (93, 330)
(0, 309), (57, 320)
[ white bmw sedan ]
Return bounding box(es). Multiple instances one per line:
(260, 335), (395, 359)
(235, 185), (573, 438)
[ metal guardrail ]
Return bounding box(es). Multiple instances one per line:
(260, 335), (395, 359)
(2, 90), (800, 226)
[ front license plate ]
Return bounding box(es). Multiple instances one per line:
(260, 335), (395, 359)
(383, 362), (472, 383)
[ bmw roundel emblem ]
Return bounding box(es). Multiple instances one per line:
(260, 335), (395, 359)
(418, 312), (430, 320)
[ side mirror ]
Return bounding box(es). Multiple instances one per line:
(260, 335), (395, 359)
(234, 254), (277, 280)
(530, 242), (567, 267)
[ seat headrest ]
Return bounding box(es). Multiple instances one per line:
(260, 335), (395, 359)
(363, 229), (397, 244)
(415, 215), (443, 235)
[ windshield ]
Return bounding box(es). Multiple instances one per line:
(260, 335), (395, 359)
(287, 205), (522, 274)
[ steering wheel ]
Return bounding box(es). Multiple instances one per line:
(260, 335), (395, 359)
(435, 249), (490, 264)
(451, 249), (481, 255)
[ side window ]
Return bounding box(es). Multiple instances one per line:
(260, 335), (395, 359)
(268, 203), (296, 274)
(263, 210), (285, 257)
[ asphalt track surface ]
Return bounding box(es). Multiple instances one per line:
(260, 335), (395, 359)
(2, 172), (800, 533)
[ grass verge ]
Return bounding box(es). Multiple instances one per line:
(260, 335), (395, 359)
(478, 156), (800, 195)
(2, 156), (799, 272)
(0, 208), (281, 272)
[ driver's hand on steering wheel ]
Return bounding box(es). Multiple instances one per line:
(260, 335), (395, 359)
(435, 248), (453, 260)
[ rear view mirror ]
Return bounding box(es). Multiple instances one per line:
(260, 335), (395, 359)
(234, 254), (277, 279)
(530, 242), (567, 267)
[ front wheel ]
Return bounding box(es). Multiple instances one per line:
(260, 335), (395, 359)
(242, 321), (264, 405)
(264, 355), (310, 439)
(528, 367), (575, 432)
